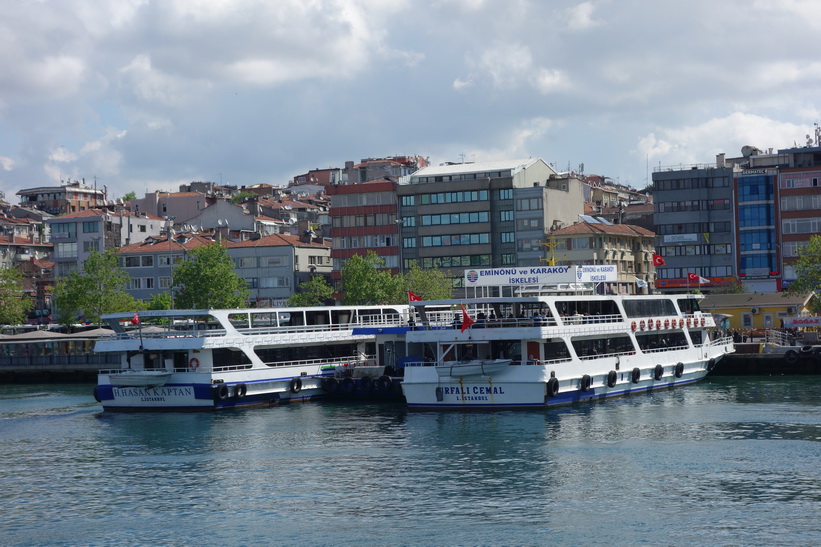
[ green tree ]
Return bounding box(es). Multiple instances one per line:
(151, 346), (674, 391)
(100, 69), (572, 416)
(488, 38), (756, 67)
(147, 292), (173, 311)
(403, 262), (453, 301)
(288, 275), (334, 306)
(0, 267), (33, 325)
(230, 191), (257, 204)
(340, 251), (403, 305)
(120, 191), (137, 202)
(172, 242), (249, 309)
(785, 235), (821, 313)
(53, 250), (139, 326)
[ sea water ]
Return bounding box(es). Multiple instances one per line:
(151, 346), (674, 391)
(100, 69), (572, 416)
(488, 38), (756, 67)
(1, 377), (820, 546)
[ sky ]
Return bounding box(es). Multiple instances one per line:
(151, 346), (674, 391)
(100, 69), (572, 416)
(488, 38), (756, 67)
(2, 0), (821, 203)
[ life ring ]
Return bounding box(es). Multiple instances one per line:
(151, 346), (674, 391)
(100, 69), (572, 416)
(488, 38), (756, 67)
(631, 321), (637, 332)
(189, 357), (200, 371)
(686, 317), (692, 328)
(631, 367), (641, 384)
(580, 374), (592, 392)
(674, 362), (684, 378)
(289, 377), (303, 394)
(784, 349), (799, 364)
(800, 344), (814, 354)
(647, 318), (654, 330)
(664, 319), (670, 329)
(340, 377), (355, 394)
(360, 376), (373, 393)
(639, 320), (646, 331)
(653, 364), (664, 381)
(214, 383), (229, 401)
(656, 320), (662, 330)
(235, 383), (247, 399)
(323, 377), (339, 393)
(607, 370), (617, 388)
(378, 375), (393, 392)
(546, 377), (560, 397)
(700, 317), (706, 327)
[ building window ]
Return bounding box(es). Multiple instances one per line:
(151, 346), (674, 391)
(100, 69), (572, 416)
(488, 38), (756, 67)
(499, 189), (513, 200)
(501, 253), (516, 265)
(141, 256), (154, 267)
(501, 232), (515, 243)
(500, 210), (514, 222)
(159, 277), (172, 289)
(401, 196), (415, 206)
(56, 242), (78, 258)
(82, 221), (99, 233)
(83, 240), (100, 253)
(403, 238), (416, 248)
(125, 256), (140, 268)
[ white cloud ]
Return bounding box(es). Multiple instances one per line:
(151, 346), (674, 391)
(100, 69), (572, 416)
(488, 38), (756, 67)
(636, 113), (808, 167)
(564, 1), (603, 31)
(0, 156), (14, 171)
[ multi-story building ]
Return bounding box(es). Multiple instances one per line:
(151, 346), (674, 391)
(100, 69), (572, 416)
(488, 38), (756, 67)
(327, 179), (401, 286)
(395, 158), (583, 290)
(117, 231), (331, 306)
(16, 180), (106, 215)
(653, 138), (821, 293)
(652, 157), (737, 292)
(549, 221), (656, 294)
(46, 209), (164, 277)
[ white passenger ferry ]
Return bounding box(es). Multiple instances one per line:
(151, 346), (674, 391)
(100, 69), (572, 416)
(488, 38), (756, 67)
(365, 267), (734, 410)
(93, 305), (408, 411)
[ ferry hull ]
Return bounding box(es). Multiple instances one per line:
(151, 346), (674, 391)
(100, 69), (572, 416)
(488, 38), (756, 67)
(402, 359), (717, 410)
(94, 371), (330, 412)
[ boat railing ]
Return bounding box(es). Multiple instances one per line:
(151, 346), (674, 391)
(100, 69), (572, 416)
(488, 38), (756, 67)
(102, 315), (409, 341)
(641, 344), (690, 355)
(254, 354), (373, 371)
(577, 349), (637, 361)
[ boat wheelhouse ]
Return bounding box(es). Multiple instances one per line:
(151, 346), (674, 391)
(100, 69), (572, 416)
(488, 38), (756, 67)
(93, 305), (409, 411)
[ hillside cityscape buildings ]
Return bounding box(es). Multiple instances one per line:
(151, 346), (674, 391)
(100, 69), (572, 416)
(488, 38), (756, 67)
(1, 138), (820, 326)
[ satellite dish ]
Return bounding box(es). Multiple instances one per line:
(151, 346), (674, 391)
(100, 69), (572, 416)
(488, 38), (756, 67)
(217, 219), (224, 227)
(288, 218), (297, 225)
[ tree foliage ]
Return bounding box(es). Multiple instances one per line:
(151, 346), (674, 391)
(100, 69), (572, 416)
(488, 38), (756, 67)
(288, 275), (334, 306)
(172, 242), (249, 309)
(0, 267), (33, 325)
(340, 251), (403, 305)
(403, 262), (453, 301)
(339, 252), (453, 305)
(120, 191), (137, 202)
(53, 250), (139, 326)
(784, 235), (821, 313)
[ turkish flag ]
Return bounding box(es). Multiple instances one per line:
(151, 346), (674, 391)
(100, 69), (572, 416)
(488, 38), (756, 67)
(460, 305), (475, 332)
(407, 290), (423, 302)
(652, 254), (666, 266)
(687, 273), (699, 281)
(130, 312), (140, 325)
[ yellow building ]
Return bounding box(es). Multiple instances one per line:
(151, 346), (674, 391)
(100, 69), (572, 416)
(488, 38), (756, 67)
(700, 293), (816, 332)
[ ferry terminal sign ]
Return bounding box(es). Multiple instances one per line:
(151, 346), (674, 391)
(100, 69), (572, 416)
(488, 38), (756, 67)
(464, 266), (617, 286)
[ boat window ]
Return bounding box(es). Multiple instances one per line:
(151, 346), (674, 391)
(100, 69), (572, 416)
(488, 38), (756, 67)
(622, 299), (677, 318)
(555, 299), (622, 322)
(212, 348), (252, 369)
(331, 310), (353, 327)
(635, 332), (689, 352)
(542, 339), (571, 362)
(305, 310), (330, 325)
(228, 313), (249, 329)
(676, 298), (701, 314)
(689, 331), (703, 346)
(255, 342), (360, 366)
(571, 334), (634, 359)
(250, 312), (277, 328)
